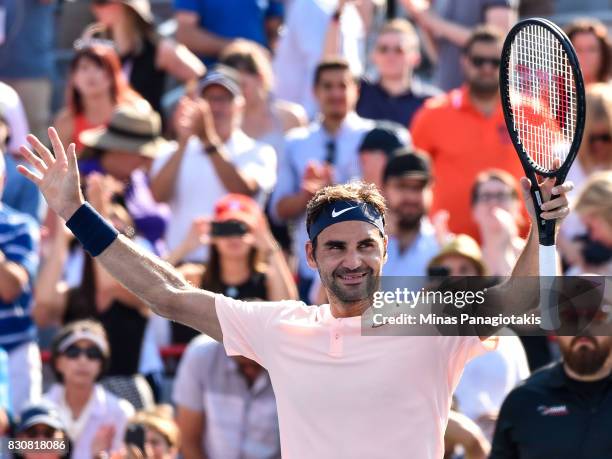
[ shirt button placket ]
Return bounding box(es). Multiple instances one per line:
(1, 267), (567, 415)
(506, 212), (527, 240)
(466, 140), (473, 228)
(329, 319), (344, 357)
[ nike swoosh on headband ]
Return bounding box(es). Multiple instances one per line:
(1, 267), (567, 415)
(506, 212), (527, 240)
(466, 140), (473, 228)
(331, 206), (358, 218)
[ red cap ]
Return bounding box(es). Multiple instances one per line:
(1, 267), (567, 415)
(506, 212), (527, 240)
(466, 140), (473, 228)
(214, 194), (261, 227)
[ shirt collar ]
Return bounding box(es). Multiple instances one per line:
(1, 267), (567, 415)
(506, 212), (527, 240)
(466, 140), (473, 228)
(315, 111), (365, 138)
(453, 85), (504, 119)
(543, 361), (612, 389)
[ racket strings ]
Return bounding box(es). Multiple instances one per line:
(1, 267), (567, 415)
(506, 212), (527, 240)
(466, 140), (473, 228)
(508, 24), (577, 172)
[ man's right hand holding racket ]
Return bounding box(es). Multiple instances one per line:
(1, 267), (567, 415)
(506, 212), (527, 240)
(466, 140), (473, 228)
(519, 159), (573, 249)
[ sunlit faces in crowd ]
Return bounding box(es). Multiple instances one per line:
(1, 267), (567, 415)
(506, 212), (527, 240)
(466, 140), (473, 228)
(371, 19), (421, 81)
(71, 49), (115, 101)
(385, 175), (431, 231)
(201, 79), (244, 139)
(471, 170), (522, 231)
(579, 84), (612, 175)
(313, 61), (359, 121)
(15, 403), (69, 459)
(557, 335), (612, 376)
(566, 18), (612, 85)
(461, 28), (503, 97)
(575, 171), (612, 248)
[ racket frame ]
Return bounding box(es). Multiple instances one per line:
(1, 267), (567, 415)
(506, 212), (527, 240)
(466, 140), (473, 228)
(499, 17), (586, 247)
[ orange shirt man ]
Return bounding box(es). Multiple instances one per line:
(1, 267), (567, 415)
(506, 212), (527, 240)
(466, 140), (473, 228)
(410, 26), (523, 240)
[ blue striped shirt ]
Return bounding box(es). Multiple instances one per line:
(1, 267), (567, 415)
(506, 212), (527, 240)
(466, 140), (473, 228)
(0, 205), (39, 352)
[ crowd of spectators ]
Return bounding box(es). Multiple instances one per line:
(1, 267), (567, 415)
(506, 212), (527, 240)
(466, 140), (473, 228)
(0, 0), (611, 458)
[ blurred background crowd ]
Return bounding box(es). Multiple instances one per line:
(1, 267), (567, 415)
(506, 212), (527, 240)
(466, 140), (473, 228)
(0, 0), (611, 458)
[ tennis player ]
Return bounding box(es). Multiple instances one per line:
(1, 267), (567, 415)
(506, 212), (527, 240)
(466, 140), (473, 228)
(19, 128), (572, 459)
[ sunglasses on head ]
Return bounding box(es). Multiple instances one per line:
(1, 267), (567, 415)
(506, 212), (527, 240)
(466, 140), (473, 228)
(469, 56), (501, 68)
(588, 133), (612, 144)
(24, 426), (58, 439)
(376, 44), (406, 55)
(63, 344), (104, 361)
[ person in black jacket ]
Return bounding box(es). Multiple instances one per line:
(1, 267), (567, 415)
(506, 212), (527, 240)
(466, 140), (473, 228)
(491, 333), (612, 458)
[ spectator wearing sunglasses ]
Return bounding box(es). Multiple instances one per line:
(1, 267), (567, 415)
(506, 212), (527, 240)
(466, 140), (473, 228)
(471, 169), (525, 277)
(401, 0), (518, 92)
(411, 26), (524, 241)
(357, 19), (440, 127)
(166, 194), (297, 344)
(45, 320), (135, 459)
(14, 401), (71, 459)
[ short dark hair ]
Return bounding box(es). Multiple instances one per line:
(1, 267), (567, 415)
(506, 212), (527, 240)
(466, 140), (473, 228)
(313, 58), (351, 87)
(463, 25), (503, 55)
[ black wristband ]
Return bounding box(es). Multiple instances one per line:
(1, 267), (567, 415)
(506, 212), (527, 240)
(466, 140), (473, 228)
(332, 9), (341, 22)
(66, 203), (119, 256)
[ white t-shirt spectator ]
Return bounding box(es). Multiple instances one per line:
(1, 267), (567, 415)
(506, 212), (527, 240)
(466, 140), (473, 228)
(273, 0), (365, 117)
(150, 131), (277, 262)
(454, 333), (529, 435)
(173, 334), (280, 459)
(0, 81), (29, 154)
(45, 384), (134, 459)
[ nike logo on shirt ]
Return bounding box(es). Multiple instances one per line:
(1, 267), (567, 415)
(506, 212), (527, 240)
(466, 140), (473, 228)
(331, 206), (358, 218)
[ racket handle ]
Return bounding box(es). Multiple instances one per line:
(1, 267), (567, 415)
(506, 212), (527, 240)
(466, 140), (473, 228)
(539, 244), (560, 330)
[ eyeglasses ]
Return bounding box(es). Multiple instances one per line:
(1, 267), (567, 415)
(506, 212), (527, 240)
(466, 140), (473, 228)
(588, 132), (612, 145)
(476, 191), (515, 203)
(63, 344), (104, 361)
(469, 56), (501, 68)
(375, 45), (406, 55)
(24, 426), (58, 439)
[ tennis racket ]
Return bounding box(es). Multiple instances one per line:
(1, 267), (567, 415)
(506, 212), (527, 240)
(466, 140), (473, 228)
(499, 18), (586, 330)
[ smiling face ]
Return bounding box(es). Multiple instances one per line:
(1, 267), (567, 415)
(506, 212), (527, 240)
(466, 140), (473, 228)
(306, 220), (387, 309)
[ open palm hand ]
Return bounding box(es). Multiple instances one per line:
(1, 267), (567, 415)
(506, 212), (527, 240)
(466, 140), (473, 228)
(17, 127), (84, 221)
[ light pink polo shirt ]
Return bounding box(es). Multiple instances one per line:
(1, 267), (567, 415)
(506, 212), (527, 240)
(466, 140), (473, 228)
(215, 295), (493, 459)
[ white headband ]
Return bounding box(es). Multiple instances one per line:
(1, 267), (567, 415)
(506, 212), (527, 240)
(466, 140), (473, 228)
(58, 329), (108, 355)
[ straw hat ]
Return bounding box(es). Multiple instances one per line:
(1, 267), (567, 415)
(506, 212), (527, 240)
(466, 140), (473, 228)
(80, 105), (167, 159)
(428, 234), (486, 276)
(119, 0), (154, 25)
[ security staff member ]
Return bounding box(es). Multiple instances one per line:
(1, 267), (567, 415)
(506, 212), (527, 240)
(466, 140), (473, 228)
(491, 334), (612, 458)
